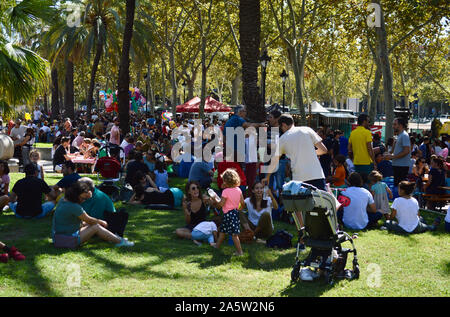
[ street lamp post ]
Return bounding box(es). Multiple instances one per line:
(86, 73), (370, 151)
(260, 50), (271, 108)
(182, 80), (187, 103)
(280, 69), (288, 113)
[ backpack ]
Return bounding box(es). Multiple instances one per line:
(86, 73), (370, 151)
(266, 230), (293, 249)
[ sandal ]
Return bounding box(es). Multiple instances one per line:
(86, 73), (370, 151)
(8, 247), (25, 261)
(0, 253), (8, 263)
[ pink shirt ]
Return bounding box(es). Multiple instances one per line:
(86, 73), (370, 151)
(110, 125), (120, 145)
(222, 187), (242, 214)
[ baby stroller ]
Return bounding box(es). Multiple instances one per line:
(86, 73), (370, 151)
(94, 143), (125, 202)
(282, 181), (359, 285)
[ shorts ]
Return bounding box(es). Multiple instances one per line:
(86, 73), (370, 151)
(220, 209), (240, 235)
(10, 201), (55, 219)
(52, 230), (81, 247)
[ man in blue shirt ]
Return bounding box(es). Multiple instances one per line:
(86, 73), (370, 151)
(188, 159), (213, 189)
(56, 161), (81, 190)
(223, 105), (266, 162)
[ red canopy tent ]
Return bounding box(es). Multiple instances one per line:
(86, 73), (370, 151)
(176, 96), (231, 113)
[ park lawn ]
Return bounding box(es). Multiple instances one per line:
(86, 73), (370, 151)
(35, 142), (53, 148)
(0, 174), (449, 297)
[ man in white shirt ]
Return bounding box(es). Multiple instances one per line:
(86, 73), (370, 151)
(262, 114), (328, 251)
(10, 119), (27, 166)
(339, 172), (382, 230)
(33, 107), (42, 124)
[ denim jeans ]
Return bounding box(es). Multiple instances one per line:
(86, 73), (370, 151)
(10, 201), (55, 219)
(191, 230), (215, 244)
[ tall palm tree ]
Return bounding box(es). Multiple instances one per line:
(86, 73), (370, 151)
(83, 0), (121, 120)
(117, 0), (136, 134)
(239, 0), (265, 122)
(0, 0), (54, 114)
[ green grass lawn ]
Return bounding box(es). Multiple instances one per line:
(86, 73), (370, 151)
(0, 173), (449, 297)
(35, 142), (53, 148)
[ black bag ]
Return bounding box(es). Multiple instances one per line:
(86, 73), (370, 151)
(119, 185), (134, 202)
(104, 208), (129, 237)
(266, 230), (293, 249)
(97, 182), (121, 202)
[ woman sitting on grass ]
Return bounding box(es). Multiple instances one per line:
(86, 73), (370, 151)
(240, 181), (278, 240)
(52, 181), (134, 248)
(175, 181), (211, 240)
(382, 181), (441, 234)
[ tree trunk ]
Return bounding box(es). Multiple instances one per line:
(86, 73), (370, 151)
(161, 58), (167, 108)
(87, 33), (103, 121)
(64, 59), (75, 120)
(369, 65), (382, 124)
(117, 0), (136, 135)
(199, 36), (207, 118)
(374, 0), (394, 140)
(231, 73), (241, 105)
(168, 47), (177, 114)
(239, 0), (264, 122)
(51, 67), (59, 120)
(59, 90), (64, 118)
(43, 92), (48, 115)
(289, 45), (306, 125)
(332, 64), (337, 108)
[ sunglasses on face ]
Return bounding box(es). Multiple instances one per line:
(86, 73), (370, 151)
(190, 186), (199, 190)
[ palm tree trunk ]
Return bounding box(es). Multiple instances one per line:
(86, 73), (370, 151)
(65, 59), (75, 120)
(51, 67), (59, 120)
(239, 0), (264, 122)
(117, 0), (136, 135)
(87, 33), (103, 121)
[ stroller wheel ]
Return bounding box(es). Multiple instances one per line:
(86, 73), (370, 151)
(353, 265), (360, 279)
(323, 271), (334, 285)
(291, 262), (301, 283)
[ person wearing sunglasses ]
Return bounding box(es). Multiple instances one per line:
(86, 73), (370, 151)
(175, 181), (213, 240)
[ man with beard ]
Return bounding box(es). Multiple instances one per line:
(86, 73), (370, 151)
(384, 117), (411, 186)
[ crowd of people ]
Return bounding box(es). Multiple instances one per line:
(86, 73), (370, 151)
(1, 105), (449, 263)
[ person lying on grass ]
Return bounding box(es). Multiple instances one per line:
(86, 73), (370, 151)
(0, 241), (25, 263)
(52, 181), (134, 248)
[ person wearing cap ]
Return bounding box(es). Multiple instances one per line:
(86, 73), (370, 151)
(110, 117), (121, 145)
(8, 164), (55, 219)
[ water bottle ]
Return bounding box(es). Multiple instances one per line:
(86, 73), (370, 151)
(263, 186), (269, 199)
(208, 188), (220, 202)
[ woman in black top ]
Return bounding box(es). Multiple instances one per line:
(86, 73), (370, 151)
(19, 128), (35, 167)
(175, 181), (212, 240)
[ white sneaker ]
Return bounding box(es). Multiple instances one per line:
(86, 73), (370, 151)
(300, 268), (319, 281)
(115, 238), (134, 247)
(300, 268), (314, 281)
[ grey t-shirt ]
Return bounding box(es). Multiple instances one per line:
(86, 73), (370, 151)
(392, 130), (411, 167)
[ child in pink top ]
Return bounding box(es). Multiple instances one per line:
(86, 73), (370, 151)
(214, 169), (244, 256)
